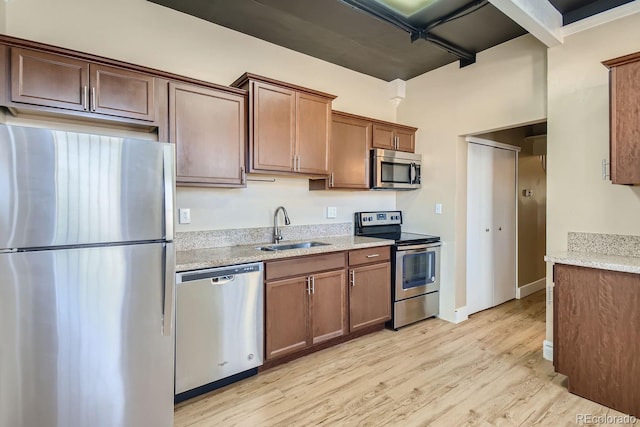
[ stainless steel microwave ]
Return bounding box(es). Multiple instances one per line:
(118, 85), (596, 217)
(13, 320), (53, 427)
(371, 149), (421, 190)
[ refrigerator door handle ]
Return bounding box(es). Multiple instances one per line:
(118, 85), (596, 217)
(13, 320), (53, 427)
(163, 144), (175, 241)
(163, 242), (175, 336)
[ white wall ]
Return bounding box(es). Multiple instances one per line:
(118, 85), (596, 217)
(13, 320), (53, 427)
(396, 35), (547, 322)
(4, 0), (398, 231)
(546, 12), (640, 340)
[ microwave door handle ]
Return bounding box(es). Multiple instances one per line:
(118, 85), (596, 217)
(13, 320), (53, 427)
(410, 163), (416, 184)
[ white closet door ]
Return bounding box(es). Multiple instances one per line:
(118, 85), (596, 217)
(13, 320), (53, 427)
(466, 143), (494, 315)
(492, 148), (517, 306)
(466, 142), (517, 315)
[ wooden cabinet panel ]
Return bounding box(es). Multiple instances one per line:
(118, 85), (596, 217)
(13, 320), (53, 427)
(349, 262), (391, 331)
(234, 73), (335, 176)
(266, 277), (309, 360)
(9, 47), (156, 124)
(348, 246), (390, 266)
(554, 264), (640, 417)
(252, 81), (296, 172)
(372, 122), (416, 152)
(372, 123), (395, 150)
(296, 92), (331, 174)
(330, 113), (371, 189)
(91, 64), (155, 121)
(609, 59), (640, 184)
(265, 252), (345, 281)
(169, 82), (245, 187)
(310, 270), (347, 345)
(11, 48), (88, 111)
(395, 127), (415, 152)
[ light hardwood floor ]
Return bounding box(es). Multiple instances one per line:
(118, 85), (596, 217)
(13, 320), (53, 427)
(174, 291), (633, 426)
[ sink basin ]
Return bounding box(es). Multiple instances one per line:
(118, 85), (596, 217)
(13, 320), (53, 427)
(256, 241), (331, 251)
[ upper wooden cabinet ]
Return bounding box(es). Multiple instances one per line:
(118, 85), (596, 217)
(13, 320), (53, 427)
(10, 47), (156, 123)
(232, 73), (335, 176)
(169, 82), (247, 187)
(372, 122), (416, 152)
(329, 112), (372, 189)
(603, 52), (640, 185)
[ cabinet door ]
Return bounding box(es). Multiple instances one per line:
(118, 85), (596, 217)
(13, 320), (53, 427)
(372, 123), (395, 150)
(169, 82), (245, 187)
(265, 277), (309, 360)
(10, 47), (89, 112)
(252, 81), (295, 172)
(296, 92), (331, 174)
(330, 114), (371, 189)
(90, 64), (155, 121)
(310, 270), (347, 345)
(349, 263), (391, 332)
(395, 127), (415, 152)
(610, 60), (640, 184)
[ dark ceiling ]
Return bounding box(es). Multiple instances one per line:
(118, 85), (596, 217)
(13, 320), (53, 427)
(148, 0), (634, 81)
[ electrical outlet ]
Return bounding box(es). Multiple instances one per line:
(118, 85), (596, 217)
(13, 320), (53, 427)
(326, 206), (337, 218)
(178, 208), (191, 224)
(435, 203), (443, 215)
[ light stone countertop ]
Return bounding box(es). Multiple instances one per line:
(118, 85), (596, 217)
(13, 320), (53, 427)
(545, 251), (640, 275)
(176, 235), (394, 272)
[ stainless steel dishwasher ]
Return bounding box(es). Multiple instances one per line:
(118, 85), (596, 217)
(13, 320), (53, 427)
(175, 262), (263, 401)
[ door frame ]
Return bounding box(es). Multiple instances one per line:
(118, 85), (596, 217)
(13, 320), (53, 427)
(465, 136), (520, 313)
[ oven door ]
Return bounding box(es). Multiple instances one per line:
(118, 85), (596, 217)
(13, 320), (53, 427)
(371, 149), (421, 190)
(395, 243), (440, 301)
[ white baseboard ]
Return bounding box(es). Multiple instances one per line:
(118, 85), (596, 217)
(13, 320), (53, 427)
(543, 340), (553, 361)
(516, 277), (546, 299)
(454, 306), (468, 324)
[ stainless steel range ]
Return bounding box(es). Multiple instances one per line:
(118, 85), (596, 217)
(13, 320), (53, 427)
(355, 211), (441, 329)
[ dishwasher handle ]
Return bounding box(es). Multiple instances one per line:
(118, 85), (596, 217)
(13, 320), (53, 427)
(211, 275), (235, 285)
(177, 262), (263, 284)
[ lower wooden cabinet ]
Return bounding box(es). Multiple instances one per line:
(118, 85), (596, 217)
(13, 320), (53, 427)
(265, 254), (347, 361)
(553, 264), (640, 417)
(349, 261), (391, 332)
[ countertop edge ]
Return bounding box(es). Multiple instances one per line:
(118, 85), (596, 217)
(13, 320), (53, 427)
(176, 237), (394, 272)
(545, 251), (640, 275)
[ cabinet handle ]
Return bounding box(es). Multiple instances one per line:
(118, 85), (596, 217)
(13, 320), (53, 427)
(297, 155), (301, 172)
(240, 166), (246, 185)
(306, 277), (311, 295)
(91, 87), (96, 112)
(311, 276), (315, 294)
(330, 173), (334, 188)
(350, 270), (355, 287)
(366, 254), (380, 258)
(485, 228), (490, 232)
(82, 86), (88, 111)
(498, 227), (502, 231)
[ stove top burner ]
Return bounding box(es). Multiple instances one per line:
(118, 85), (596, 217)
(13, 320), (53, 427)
(354, 211), (440, 245)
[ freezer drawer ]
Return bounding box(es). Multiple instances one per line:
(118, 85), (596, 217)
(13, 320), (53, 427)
(0, 243), (175, 427)
(175, 262), (264, 395)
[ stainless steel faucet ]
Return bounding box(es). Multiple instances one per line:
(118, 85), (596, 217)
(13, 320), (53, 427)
(273, 206), (291, 243)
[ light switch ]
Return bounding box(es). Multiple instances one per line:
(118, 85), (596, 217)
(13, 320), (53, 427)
(178, 208), (191, 224)
(327, 206), (337, 218)
(435, 203), (443, 214)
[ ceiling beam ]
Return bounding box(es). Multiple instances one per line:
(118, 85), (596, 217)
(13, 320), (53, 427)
(488, 0), (563, 47)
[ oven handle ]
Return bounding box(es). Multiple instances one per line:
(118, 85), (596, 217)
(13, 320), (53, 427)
(396, 243), (441, 252)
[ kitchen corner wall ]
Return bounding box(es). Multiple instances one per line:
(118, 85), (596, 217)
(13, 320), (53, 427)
(546, 12), (640, 341)
(3, 0), (397, 231)
(396, 35), (547, 322)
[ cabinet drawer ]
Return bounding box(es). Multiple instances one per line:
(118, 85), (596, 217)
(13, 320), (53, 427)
(348, 246), (390, 266)
(266, 252), (345, 281)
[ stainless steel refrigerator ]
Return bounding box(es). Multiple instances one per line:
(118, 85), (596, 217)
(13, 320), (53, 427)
(0, 124), (175, 427)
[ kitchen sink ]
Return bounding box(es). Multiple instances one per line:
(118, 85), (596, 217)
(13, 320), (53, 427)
(256, 241), (331, 251)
